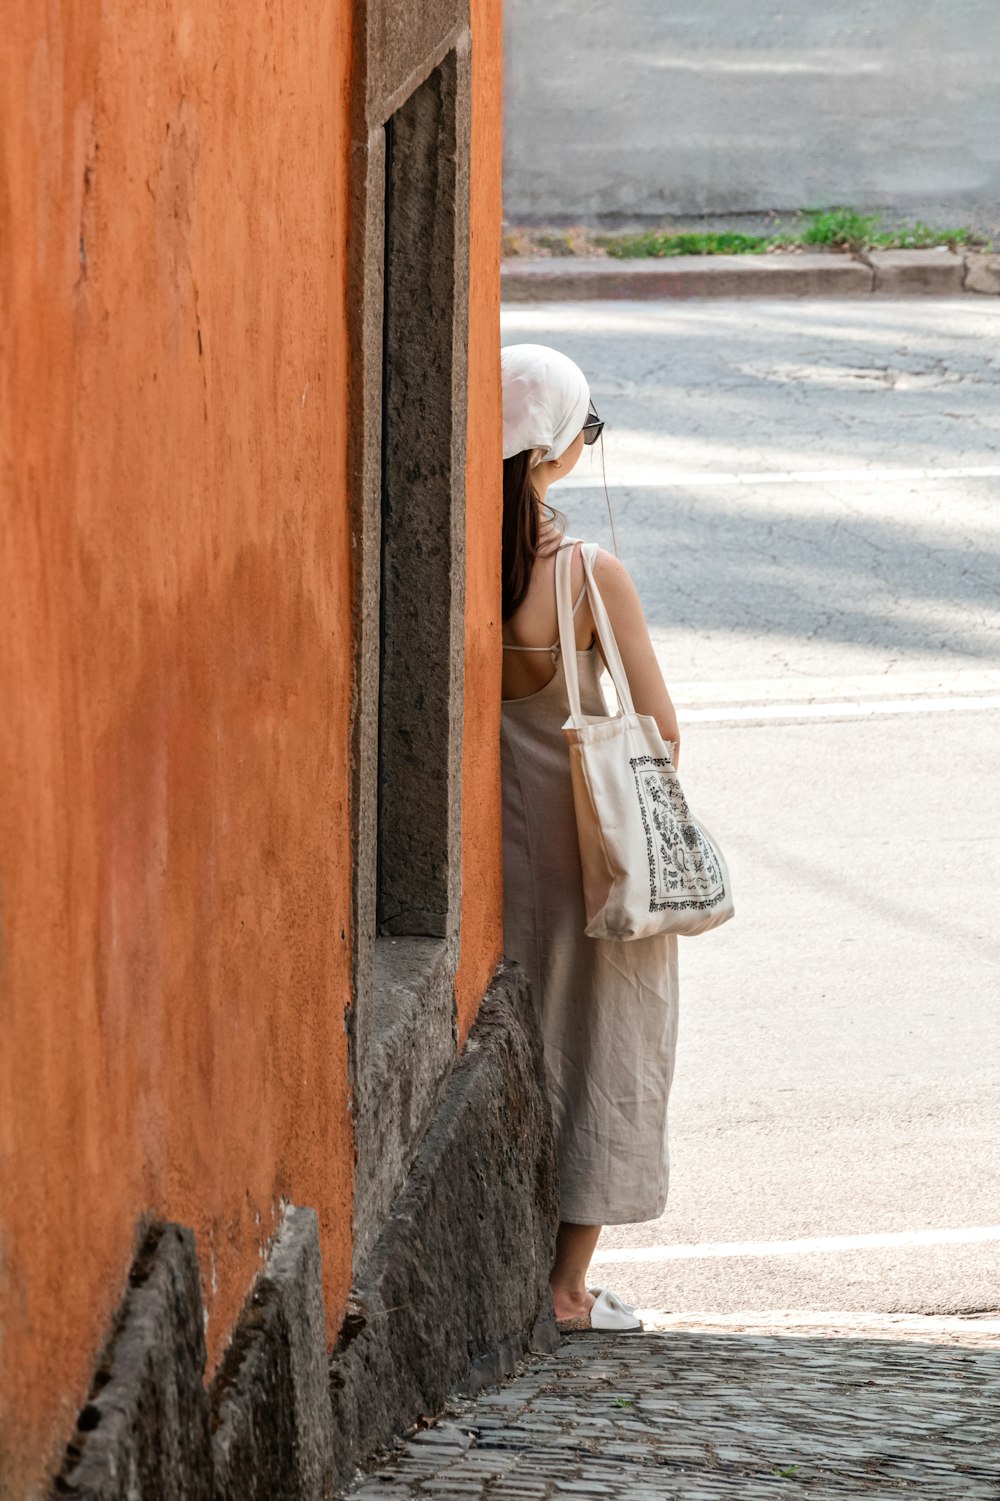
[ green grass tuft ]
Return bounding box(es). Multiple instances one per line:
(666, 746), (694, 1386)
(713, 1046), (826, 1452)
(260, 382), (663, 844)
(603, 230), (780, 258)
(801, 207), (881, 250)
(594, 208), (981, 260)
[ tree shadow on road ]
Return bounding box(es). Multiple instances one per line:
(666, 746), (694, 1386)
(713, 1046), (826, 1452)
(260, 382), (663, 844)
(565, 482), (1000, 664)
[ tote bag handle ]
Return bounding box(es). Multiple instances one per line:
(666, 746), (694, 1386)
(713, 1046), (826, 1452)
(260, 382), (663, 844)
(555, 539), (636, 725)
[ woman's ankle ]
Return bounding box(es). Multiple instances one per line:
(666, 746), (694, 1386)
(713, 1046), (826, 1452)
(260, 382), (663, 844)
(550, 1222), (603, 1321)
(549, 1281), (594, 1321)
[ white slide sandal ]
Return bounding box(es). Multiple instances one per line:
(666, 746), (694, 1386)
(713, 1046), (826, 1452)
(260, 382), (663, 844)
(556, 1286), (643, 1333)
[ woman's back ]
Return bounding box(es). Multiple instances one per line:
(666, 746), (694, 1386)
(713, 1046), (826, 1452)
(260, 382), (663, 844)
(501, 536), (595, 702)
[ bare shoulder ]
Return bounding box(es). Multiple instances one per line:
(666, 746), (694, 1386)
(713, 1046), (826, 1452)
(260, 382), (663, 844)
(591, 547), (642, 606)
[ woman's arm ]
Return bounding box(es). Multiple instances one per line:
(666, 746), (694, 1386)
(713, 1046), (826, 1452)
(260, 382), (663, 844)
(591, 550), (682, 764)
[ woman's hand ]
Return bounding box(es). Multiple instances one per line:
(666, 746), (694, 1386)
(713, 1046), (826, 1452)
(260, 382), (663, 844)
(591, 550), (682, 765)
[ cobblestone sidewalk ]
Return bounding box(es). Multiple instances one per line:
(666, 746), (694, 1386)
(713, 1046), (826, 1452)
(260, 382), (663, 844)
(348, 1313), (1000, 1499)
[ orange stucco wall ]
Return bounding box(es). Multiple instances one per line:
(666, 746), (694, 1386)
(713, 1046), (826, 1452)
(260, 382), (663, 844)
(455, 0), (505, 1042)
(0, 4), (356, 1493)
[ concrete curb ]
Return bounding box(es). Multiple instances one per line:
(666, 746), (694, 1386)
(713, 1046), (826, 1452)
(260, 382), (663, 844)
(501, 249), (1000, 301)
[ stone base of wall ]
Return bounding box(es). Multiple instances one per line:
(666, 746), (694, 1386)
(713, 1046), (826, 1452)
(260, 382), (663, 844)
(328, 963), (559, 1481)
(51, 963), (557, 1501)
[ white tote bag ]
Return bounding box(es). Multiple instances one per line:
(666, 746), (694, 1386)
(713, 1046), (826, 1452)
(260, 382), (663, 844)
(555, 539), (735, 941)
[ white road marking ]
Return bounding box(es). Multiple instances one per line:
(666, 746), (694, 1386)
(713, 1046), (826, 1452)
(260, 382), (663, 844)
(592, 1225), (1000, 1265)
(640, 56), (887, 78)
(677, 694), (1000, 723)
(563, 464), (1000, 489)
(666, 670), (1000, 705)
(629, 1310), (1000, 1336)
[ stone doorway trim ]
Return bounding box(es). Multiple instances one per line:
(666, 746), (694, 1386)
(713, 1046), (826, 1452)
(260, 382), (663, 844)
(346, 3), (472, 1270)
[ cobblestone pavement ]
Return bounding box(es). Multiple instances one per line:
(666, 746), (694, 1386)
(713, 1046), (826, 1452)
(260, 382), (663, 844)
(349, 1314), (1000, 1499)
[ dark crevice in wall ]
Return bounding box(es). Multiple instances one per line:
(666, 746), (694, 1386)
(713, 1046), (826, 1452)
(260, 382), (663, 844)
(73, 138), (99, 294)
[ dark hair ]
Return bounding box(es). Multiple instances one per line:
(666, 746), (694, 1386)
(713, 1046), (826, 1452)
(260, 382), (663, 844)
(502, 450), (566, 620)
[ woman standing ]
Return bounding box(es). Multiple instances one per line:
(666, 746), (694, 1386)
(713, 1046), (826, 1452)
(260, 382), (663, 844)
(500, 343), (681, 1333)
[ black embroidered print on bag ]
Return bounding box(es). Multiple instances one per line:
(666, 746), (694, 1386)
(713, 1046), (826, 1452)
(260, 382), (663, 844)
(630, 754), (726, 912)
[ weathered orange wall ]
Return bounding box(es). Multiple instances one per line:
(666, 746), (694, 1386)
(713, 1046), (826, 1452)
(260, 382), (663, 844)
(455, 0), (505, 1042)
(0, 4), (356, 1494)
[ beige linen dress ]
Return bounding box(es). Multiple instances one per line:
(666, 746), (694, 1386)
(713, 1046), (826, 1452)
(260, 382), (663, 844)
(501, 538), (679, 1226)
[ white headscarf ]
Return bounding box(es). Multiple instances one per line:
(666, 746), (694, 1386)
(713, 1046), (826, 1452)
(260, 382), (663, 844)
(501, 343), (590, 465)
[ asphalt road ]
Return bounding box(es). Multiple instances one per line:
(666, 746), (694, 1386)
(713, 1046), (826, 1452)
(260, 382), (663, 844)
(503, 0), (1000, 230)
(501, 299), (1000, 1316)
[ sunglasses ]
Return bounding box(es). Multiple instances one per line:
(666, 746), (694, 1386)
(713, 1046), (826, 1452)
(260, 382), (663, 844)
(582, 400), (604, 446)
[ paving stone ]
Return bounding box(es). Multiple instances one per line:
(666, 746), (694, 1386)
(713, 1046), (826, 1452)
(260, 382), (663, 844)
(420, 1484), (486, 1495)
(410, 1425), (475, 1452)
(553, 1484), (615, 1494)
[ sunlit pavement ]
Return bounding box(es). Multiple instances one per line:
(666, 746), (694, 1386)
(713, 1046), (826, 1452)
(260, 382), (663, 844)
(506, 300), (1000, 1318)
